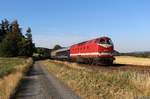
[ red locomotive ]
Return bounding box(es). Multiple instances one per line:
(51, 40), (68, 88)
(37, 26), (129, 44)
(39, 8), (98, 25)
(51, 36), (115, 65)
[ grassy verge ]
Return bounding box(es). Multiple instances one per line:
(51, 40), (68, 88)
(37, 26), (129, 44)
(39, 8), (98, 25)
(42, 60), (150, 99)
(0, 57), (33, 99)
(115, 56), (150, 66)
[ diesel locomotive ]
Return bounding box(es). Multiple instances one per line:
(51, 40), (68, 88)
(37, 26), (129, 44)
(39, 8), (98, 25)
(51, 36), (115, 64)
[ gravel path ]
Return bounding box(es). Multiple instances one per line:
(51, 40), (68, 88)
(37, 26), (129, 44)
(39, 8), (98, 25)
(12, 61), (80, 99)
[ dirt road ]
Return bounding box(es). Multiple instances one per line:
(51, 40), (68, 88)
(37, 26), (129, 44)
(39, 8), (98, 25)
(12, 61), (80, 99)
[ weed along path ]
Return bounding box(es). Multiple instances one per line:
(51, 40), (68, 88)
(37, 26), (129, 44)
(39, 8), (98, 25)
(12, 61), (80, 99)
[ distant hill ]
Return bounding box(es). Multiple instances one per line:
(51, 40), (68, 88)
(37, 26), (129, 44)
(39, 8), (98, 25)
(118, 51), (150, 58)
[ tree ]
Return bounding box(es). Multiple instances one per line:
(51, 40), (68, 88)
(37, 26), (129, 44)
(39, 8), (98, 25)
(0, 19), (35, 57)
(26, 27), (32, 40)
(0, 20), (21, 56)
(36, 47), (51, 58)
(53, 44), (62, 50)
(3, 19), (9, 32)
(25, 27), (34, 56)
(17, 27), (35, 57)
(37, 48), (45, 57)
(11, 20), (22, 42)
(0, 32), (18, 56)
(17, 37), (28, 56)
(0, 19), (9, 42)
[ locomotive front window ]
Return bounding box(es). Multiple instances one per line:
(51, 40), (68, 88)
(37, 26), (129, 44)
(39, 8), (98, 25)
(97, 38), (113, 45)
(99, 39), (105, 44)
(108, 39), (113, 45)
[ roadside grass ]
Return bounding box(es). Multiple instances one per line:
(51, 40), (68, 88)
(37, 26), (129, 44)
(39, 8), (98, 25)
(0, 58), (25, 78)
(0, 57), (33, 99)
(115, 56), (150, 66)
(42, 60), (150, 99)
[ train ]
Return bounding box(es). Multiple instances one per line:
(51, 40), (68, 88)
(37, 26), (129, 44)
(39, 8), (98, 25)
(51, 36), (115, 65)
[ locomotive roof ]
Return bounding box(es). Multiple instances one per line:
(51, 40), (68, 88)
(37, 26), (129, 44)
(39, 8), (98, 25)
(71, 36), (111, 46)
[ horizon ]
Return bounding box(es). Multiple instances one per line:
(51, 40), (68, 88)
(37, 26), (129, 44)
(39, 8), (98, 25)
(0, 0), (150, 52)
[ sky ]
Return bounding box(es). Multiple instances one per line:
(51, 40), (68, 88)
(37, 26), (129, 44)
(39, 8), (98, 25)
(0, 0), (150, 52)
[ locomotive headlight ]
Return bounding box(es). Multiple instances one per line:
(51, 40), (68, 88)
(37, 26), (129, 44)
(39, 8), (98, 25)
(100, 52), (112, 55)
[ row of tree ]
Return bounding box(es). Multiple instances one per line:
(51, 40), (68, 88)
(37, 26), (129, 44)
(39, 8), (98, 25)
(0, 19), (34, 57)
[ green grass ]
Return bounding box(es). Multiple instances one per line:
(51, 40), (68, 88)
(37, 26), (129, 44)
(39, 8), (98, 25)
(0, 57), (33, 99)
(0, 57), (25, 78)
(42, 60), (150, 99)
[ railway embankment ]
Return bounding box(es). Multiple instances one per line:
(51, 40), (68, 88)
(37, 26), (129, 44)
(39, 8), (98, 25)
(42, 59), (150, 99)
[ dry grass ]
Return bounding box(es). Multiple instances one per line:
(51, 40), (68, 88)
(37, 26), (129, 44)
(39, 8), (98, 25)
(0, 58), (33, 99)
(42, 60), (150, 99)
(115, 56), (150, 66)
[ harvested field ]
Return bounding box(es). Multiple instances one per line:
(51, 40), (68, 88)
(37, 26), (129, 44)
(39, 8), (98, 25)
(115, 56), (150, 66)
(0, 58), (33, 99)
(42, 60), (150, 99)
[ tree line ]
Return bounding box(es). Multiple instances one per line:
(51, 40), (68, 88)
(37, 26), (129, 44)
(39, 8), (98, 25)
(0, 19), (34, 57)
(34, 45), (62, 58)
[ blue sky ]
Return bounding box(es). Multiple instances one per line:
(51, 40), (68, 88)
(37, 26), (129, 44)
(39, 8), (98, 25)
(0, 0), (150, 52)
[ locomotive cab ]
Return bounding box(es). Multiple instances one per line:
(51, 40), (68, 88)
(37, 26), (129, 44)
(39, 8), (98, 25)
(96, 37), (113, 47)
(95, 37), (115, 64)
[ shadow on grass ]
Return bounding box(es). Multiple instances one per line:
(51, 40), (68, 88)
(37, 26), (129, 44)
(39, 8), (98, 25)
(111, 63), (126, 67)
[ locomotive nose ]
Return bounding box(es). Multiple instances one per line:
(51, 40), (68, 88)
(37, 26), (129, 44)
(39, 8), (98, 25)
(97, 43), (114, 52)
(98, 43), (112, 48)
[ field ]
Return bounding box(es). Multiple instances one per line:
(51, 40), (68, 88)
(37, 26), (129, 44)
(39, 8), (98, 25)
(115, 56), (150, 66)
(42, 58), (150, 99)
(0, 57), (33, 99)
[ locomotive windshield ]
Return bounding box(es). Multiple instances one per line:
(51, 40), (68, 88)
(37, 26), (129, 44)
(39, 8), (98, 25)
(96, 38), (113, 45)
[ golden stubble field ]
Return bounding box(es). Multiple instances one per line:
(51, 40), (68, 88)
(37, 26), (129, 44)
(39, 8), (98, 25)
(42, 57), (150, 99)
(115, 56), (150, 66)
